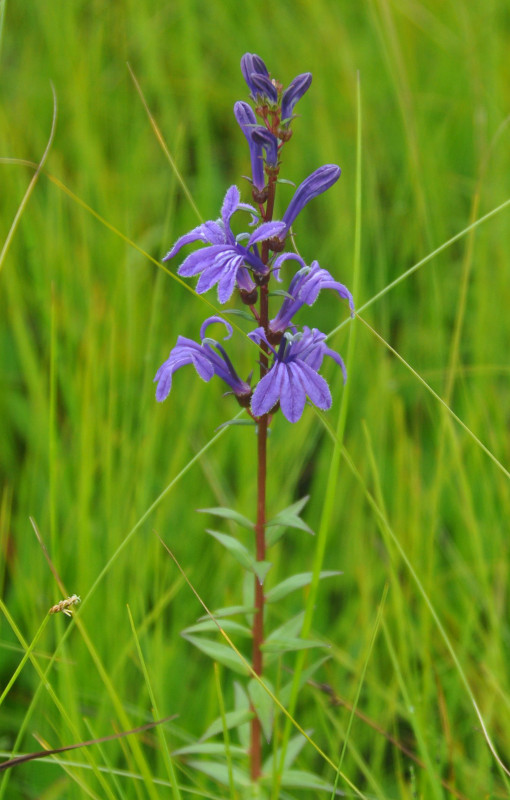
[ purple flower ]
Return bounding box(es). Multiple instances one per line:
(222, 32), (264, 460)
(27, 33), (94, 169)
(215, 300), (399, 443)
(280, 165), (341, 237)
(251, 128), (279, 169)
(163, 186), (286, 303)
(154, 317), (251, 403)
(281, 73), (312, 126)
(268, 255), (354, 336)
(234, 102), (265, 191)
(241, 53), (278, 105)
(249, 326), (346, 423)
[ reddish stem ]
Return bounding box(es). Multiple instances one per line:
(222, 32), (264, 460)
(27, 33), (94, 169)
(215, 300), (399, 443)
(249, 176), (277, 782)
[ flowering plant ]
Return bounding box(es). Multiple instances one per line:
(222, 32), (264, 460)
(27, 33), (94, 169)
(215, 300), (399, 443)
(155, 53), (353, 791)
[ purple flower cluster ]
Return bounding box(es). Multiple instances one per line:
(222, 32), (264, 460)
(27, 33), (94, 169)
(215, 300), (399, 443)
(155, 54), (353, 423)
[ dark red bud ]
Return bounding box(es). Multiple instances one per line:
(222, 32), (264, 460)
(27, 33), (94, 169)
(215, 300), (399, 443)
(252, 185), (269, 204)
(240, 287), (258, 305)
(236, 391), (253, 409)
(266, 329), (283, 347)
(267, 236), (286, 253)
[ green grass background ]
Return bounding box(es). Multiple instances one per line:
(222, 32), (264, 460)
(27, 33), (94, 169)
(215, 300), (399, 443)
(1, 0), (510, 797)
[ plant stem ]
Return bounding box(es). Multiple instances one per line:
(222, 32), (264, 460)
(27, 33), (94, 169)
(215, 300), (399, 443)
(250, 176), (276, 781)
(250, 410), (267, 780)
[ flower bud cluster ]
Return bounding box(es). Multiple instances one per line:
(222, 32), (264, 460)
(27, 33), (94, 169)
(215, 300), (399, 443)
(154, 54), (353, 423)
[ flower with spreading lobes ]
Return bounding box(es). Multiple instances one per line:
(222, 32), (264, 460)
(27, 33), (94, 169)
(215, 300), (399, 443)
(268, 255), (354, 338)
(249, 326), (346, 423)
(154, 317), (251, 403)
(163, 186), (286, 303)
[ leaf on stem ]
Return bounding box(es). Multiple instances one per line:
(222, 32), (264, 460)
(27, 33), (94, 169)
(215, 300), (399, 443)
(182, 635), (249, 675)
(279, 656), (330, 707)
(197, 604), (256, 621)
(265, 571), (342, 603)
(262, 731), (309, 773)
(206, 530), (254, 570)
(265, 496), (314, 546)
(248, 677), (275, 743)
(199, 507), (254, 530)
(200, 708), (253, 742)
(186, 759), (250, 789)
(234, 682), (251, 750)
(181, 619), (252, 638)
(261, 637), (327, 655)
(173, 742), (246, 757)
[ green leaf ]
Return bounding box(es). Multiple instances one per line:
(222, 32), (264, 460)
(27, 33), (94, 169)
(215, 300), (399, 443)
(200, 708), (253, 742)
(261, 637), (327, 655)
(234, 681), (251, 750)
(262, 731), (308, 773)
(187, 759), (250, 789)
(198, 604), (256, 621)
(279, 656), (330, 707)
(279, 769), (338, 792)
(198, 507), (254, 530)
(221, 307), (256, 322)
(173, 742), (246, 757)
(265, 571), (342, 603)
(243, 571), (254, 624)
(181, 618), (252, 638)
(183, 635), (249, 675)
(216, 419), (256, 431)
(265, 496), (314, 546)
(206, 530), (254, 570)
(253, 560), (272, 585)
(266, 611), (305, 642)
(268, 496), (311, 527)
(248, 677), (275, 743)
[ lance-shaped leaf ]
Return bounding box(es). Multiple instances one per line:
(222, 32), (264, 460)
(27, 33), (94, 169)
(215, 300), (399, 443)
(206, 529), (254, 570)
(181, 619), (252, 638)
(197, 604), (256, 622)
(265, 496), (314, 546)
(280, 769), (340, 793)
(182, 635), (249, 675)
(265, 571), (342, 603)
(173, 742), (246, 757)
(199, 507), (254, 531)
(262, 611), (327, 656)
(234, 682), (251, 750)
(253, 559), (272, 586)
(200, 708), (253, 742)
(207, 530), (272, 582)
(279, 656), (330, 707)
(267, 610), (305, 640)
(186, 760), (250, 789)
(248, 677), (275, 743)
(262, 731), (309, 774)
(262, 637), (327, 655)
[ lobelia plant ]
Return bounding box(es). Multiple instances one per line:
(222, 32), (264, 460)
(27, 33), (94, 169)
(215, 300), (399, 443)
(154, 53), (354, 796)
